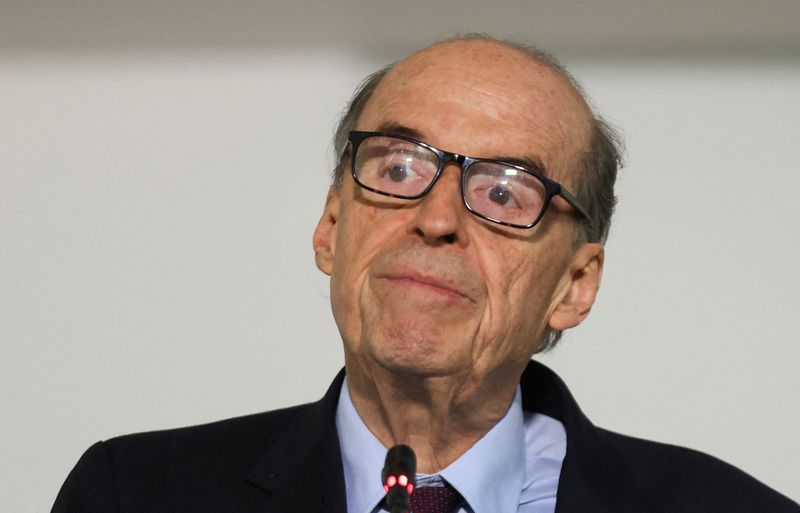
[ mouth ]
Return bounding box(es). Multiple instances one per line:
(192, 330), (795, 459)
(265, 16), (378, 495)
(379, 270), (471, 303)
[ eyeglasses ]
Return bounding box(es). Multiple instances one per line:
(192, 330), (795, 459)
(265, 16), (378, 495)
(346, 131), (591, 229)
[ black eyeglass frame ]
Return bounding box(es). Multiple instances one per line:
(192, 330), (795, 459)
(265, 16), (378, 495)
(346, 130), (591, 229)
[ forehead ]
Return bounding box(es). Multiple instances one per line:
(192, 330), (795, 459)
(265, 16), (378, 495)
(357, 41), (592, 182)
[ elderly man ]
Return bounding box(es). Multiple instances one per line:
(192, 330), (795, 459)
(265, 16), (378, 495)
(53, 37), (797, 513)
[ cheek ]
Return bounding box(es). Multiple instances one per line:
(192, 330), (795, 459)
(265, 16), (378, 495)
(329, 202), (407, 342)
(333, 202), (398, 279)
(329, 206), (369, 339)
(473, 242), (563, 357)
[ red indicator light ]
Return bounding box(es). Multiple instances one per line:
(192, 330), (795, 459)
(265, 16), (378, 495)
(384, 485), (389, 493)
(387, 475), (397, 487)
(407, 483), (414, 494)
(398, 475), (408, 486)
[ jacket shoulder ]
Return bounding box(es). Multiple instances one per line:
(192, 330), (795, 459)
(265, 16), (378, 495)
(52, 402), (315, 513)
(598, 428), (799, 512)
(104, 402), (309, 462)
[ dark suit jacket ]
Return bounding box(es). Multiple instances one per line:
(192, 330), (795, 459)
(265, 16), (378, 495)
(52, 361), (798, 513)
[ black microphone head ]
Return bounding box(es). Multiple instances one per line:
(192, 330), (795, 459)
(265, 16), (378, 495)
(382, 444), (417, 512)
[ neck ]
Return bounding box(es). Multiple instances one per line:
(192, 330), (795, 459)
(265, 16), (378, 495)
(344, 356), (522, 473)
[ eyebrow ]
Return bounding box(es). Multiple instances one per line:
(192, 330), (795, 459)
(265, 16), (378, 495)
(374, 121), (548, 175)
(492, 156), (546, 175)
(376, 121), (426, 140)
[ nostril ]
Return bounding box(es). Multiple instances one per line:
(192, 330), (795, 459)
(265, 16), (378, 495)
(413, 227), (457, 245)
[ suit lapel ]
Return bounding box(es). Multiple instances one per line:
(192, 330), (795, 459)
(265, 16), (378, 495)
(521, 361), (657, 513)
(242, 370), (348, 513)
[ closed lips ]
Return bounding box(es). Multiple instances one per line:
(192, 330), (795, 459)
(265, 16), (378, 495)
(380, 270), (470, 301)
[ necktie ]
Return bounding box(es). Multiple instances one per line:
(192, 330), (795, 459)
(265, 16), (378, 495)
(409, 484), (463, 513)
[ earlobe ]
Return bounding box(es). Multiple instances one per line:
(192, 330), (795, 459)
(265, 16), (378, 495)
(312, 187), (340, 276)
(547, 243), (604, 332)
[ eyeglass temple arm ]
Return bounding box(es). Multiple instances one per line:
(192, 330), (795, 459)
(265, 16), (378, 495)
(558, 187), (592, 224)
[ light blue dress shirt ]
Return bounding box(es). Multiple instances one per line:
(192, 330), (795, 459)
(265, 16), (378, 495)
(335, 377), (567, 513)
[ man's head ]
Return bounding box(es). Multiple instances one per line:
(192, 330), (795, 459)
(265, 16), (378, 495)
(313, 36), (621, 391)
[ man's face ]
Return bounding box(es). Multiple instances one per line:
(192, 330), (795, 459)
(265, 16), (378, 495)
(315, 41), (596, 384)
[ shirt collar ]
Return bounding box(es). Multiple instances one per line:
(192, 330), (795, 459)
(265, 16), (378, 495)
(335, 377), (526, 513)
(439, 387), (525, 513)
(335, 377), (389, 513)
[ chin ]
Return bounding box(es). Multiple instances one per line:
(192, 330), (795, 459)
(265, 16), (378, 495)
(366, 321), (466, 378)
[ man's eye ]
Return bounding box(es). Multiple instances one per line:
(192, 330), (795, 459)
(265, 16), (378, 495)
(388, 165), (410, 182)
(488, 185), (511, 205)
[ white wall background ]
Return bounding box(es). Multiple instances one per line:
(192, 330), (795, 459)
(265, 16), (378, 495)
(1, 1), (798, 511)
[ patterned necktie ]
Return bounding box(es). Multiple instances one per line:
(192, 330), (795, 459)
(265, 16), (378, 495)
(408, 484), (463, 513)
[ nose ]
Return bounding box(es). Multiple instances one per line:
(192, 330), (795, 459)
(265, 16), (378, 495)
(410, 163), (467, 245)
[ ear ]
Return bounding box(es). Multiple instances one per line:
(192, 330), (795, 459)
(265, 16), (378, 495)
(547, 243), (604, 332)
(312, 186), (340, 276)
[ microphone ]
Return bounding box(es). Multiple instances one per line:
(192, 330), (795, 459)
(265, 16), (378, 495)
(382, 444), (417, 513)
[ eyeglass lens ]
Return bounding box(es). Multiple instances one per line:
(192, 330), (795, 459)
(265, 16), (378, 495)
(354, 135), (548, 227)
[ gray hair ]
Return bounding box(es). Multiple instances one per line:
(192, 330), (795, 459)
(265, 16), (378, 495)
(329, 35), (624, 352)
